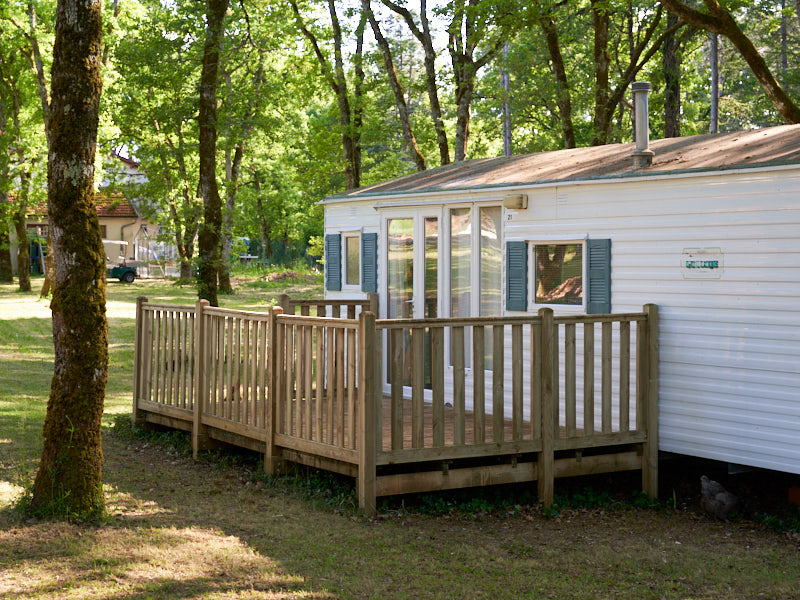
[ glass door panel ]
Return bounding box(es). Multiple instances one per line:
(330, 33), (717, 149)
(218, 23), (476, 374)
(449, 208), (471, 320)
(479, 207), (502, 317)
(387, 218), (414, 386)
(423, 217), (438, 388)
(479, 206), (502, 369)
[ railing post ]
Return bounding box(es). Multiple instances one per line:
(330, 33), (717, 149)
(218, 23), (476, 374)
(265, 306), (283, 474)
(132, 296), (148, 428)
(358, 311), (377, 516)
(538, 307), (555, 507)
(367, 292), (379, 316)
(642, 304), (659, 499)
(192, 299), (210, 459)
(278, 293), (291, 314)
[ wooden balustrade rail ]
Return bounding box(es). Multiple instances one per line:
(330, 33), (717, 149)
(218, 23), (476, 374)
(133, 295), (658, 516)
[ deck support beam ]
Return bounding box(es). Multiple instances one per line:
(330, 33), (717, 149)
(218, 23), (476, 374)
(641, 303), (659, 499)
(192, 300), (212, 458)
(537, 308), (555, 507)
(265, 306), (283, 474)
(132, 296), (149, 429)
(358, 311), (378, 515)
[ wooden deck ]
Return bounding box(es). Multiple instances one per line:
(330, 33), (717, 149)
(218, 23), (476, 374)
(132, 295), (659, 515)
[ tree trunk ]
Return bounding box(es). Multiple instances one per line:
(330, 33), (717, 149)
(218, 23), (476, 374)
(537, 8), (576, 148)
(329, 0), (359, 188)
(289, 0), (362, 189)
(0, 212), (12, 283)
(364, 0), (426, 171)
(382, 0), (450, 164)
(252, 169), (272, 261)
(0, 89), (11, 283)
(590, 0), (611, 146)
(663, 13), (682, 137)
(661, 0), (800, 124)
(219, 142), (244, 294)
(31, 0), (106, 519)
(710, 33), (719, 133)
(780, 0), (788, 72)
(448, 0), (505, 162)
(180, 259), (192, 281)
(196, 0), (228, 306)
(40, 227), (54, 298)
(13, 210), (31, 291)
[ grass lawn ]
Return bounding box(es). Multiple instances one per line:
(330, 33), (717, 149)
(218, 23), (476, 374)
(1, 273), (799, 600)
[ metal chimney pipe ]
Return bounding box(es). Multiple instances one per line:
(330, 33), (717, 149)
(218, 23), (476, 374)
(631, 81), (654, 168)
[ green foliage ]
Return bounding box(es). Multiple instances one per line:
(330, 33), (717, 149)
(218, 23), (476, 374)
(754, 505), (800, 534)
(110, 413), (193, 455)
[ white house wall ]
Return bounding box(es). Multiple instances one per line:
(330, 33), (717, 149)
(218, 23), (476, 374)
(324, 167), (800, 474)
(324, 198), (381, 304)
(503, 168), (800, 474)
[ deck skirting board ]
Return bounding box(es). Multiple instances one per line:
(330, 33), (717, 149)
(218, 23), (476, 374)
(375, 450), (643, 497)
(138, 399), (193, 421)
(280, 448), (359, 478)
(376, 461), (538, 497)
(274, 433), (360, 464)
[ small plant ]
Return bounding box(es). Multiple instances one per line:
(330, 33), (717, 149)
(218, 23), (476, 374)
(754, 505), (800, 533)
(109, 414), (192, 455)
(253, 468), (358, 513)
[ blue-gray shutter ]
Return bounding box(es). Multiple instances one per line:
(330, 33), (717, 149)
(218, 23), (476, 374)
(506, 241), (528, 311)
(360, 232), (378, 293)
(325, 233), (341, 291)
(587, 238), (611, 314)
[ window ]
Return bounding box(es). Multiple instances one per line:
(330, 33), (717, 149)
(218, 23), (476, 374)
(532, 243), (583, 306)
(344, 233), (360, 287)
(506, 238), (609, 314)
(325, 231), (377, 293)
(100, 225), (107, 238)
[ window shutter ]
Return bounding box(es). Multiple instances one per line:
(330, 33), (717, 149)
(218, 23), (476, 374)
(360, 232), (378, 293)
(587, 238), (611, 314)
(506, 241), (528, 311)
(325, 233), (341, 291)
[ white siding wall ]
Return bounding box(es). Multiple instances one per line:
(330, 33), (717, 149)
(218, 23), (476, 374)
(503, 168), (800, 474)
(324, 199), (381, 301)
(324, 167), (800, 474)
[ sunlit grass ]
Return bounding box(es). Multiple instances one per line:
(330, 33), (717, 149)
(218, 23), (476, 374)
(2, 274), (800, 599)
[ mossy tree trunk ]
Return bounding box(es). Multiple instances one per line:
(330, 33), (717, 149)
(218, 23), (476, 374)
(30, 0), (106, 518)
(196, 0), (229, 307)
(0, 219), (12, 283)
(13, 208), (31, 291)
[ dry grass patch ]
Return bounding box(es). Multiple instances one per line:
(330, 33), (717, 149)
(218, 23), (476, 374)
(0, 518), (321, 599)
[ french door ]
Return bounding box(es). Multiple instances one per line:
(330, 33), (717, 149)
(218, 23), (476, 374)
(385, 211), (440, 388)
(382, 204), (503, 393)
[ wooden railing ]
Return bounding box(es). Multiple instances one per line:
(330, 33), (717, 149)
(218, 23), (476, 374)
(132, 296), (658, 516)
(369, 307), (658, 506)
(277, 293), (377, 319)
(196, 305), (271, 444)
(133, 299), (196, 422)
(270, 311), (361, 469)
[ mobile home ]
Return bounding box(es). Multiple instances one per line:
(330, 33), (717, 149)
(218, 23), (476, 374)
(321, 123), (800, 476)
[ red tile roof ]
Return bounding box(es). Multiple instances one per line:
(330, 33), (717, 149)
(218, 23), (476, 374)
(96, 195), (139, 218)
(19, 194), (139, 219)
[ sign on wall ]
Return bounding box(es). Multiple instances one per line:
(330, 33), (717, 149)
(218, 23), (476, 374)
(681, 247), (724, 279)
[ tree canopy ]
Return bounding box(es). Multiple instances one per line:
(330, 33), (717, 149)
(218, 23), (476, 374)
(2, 0), (800, 288)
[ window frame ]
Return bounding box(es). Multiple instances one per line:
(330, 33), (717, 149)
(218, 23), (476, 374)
(341, 231), (362, 290)
(527, 239), (587, 313)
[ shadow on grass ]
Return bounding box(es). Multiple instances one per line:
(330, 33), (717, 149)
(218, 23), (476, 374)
(0, 516), (323, 600)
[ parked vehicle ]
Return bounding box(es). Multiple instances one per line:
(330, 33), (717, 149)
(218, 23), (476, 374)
(103, 239), (138, 283)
